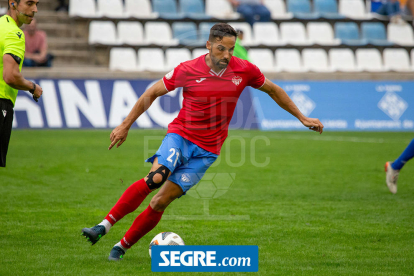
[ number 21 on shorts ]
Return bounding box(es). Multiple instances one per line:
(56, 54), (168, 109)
(167, 148), (180, 167)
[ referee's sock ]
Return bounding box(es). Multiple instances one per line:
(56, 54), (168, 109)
(104, 178), (152, 225)
(392, 138), (414, 170)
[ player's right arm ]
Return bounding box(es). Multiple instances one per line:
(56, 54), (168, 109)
(109, 79), (168, 150)
(2, 29), (42, 99)
(3, 54), (42, 98)
(259, 78), (324, 134)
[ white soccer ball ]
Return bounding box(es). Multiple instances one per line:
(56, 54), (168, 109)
(149, 232), (185, 257)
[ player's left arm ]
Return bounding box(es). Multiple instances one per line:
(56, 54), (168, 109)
(259, 78), (324, 134)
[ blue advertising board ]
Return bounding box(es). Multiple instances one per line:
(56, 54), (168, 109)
(13, 79), (257, 129)
(251, 81), (414, 131)
(12, 79), (414, 131)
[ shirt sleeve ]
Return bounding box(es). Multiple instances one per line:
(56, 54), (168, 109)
(3, 30), (25, 60)
(247, 61), (266, 89)
(162, 63), (187, 92)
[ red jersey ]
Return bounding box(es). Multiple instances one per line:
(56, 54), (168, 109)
(162, 54), (266, 155)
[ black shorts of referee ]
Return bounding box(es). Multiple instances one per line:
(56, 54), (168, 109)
(0, 98), (14, 167)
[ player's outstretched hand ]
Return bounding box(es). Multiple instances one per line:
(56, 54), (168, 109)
(301, 117), (324, 134)
(109, 125), (129, 150)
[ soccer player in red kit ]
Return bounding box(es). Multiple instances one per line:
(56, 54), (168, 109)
(81, 23), (324, 261)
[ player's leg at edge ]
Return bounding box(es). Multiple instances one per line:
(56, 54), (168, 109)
(384, 138), (414, 194)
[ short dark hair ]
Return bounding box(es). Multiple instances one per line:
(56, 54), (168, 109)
(209, 23), (238, 42)
(8, 0), (21, 10)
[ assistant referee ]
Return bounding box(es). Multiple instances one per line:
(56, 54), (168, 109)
(1, 0), (43, 167)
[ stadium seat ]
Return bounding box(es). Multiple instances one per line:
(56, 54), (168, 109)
(302, 49), (332, 72)
(0, 5), (6, 15)
(387, 23), (414, 46)
(314, 0), (345, 19)
(192, 48), (209, 59)
(229, 22), (255, 46)
(263, 0), (293, 19)
(356, 49), (384, 72)
(383, 49), (411, 72)
(199, 22), (217, 42)
(180, 0), (211, 19)
(153, 0), (185, 19)
(89, 21), (118, 45)
(145, 22), (179, 46)
(69, 0), (97, 17)
(172, 22), (201, 46)
(253, 22), (283, 46)
(307, 22), (340, 45)
(335, 22), (368, 46)
(166, 49), (192, 70)
(275, 49), (305, 72)
(339, 0), (372, 19)
(138, 48), (166, 71)
(206, 0), (240, 19)
(287, 0), (320, 19)
(329, 49), (358, 72)
(280, 22), (311, 45)
(411, 49), (414, 70)
(97, 0), (126, 18)
(249, 49), (276, 72)
(124, 0), (158, 18)
(361, 22), (393, 46)
(110, 48), (138, 71)
(117, 22), (145, 45)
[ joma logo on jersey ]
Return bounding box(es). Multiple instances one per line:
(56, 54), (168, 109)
(232, 76), (242, 86)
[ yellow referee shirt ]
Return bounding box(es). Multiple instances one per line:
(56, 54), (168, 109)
(0, 15), (25, 106)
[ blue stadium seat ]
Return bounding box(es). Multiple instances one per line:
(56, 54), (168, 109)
(335, 22), (368, 46)
(287, 0), (320, 19)
(180, 0), (211, 20)
(314, 0), (345, 19)
(172, 22), (203, 46)
(200, 22), (216, 42)
(153, 0), (185, 19)
(361, 22), (394, 46)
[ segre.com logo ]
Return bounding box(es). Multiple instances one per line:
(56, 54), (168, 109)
(151, 245), (258, 272)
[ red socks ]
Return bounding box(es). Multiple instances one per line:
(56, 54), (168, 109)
(105, 178), (151, 225)
(104, 179), (164, 248)
(121, 205), (164, 248)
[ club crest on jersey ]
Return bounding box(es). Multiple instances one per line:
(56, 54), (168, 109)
(2, 110), (6, 118)
(165, 69), (174, 80)
(232, 76), (242, 86)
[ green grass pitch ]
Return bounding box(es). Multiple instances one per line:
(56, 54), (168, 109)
(1, 130), (413, 275)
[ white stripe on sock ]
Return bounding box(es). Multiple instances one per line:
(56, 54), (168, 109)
(115, 241), (128, 252)
(98, 219), (112, 234)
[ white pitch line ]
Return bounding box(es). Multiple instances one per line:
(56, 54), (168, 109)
(271, 135), (385, 143)
(230, 133), (412, 144)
